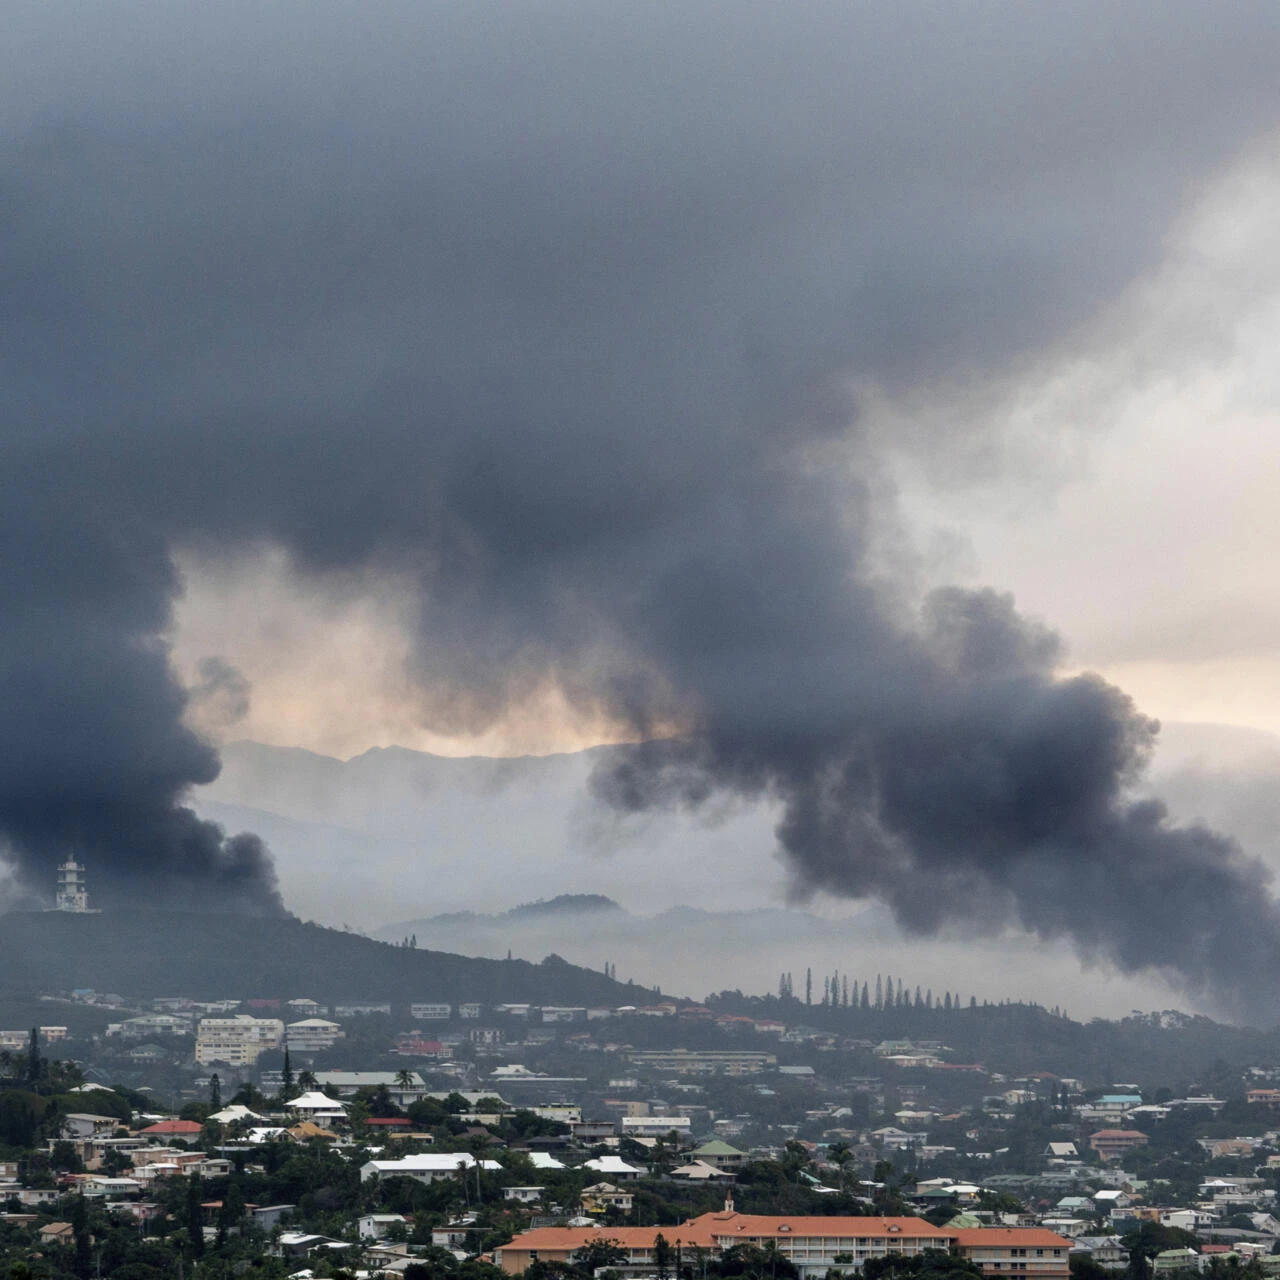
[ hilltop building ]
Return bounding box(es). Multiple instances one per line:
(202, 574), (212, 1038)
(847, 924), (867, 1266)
(53, 860), (99, 913)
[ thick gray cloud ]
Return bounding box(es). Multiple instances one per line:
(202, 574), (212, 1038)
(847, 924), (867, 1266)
(4, 2), (1280, 1010)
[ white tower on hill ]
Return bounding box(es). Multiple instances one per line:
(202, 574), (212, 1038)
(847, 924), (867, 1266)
(55, 859), (92, 912)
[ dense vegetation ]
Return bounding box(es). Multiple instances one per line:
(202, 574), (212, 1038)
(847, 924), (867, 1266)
(0, 912), (659, 1007)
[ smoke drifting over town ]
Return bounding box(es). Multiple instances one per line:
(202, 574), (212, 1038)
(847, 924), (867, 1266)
(4, 4), (1280, 1010)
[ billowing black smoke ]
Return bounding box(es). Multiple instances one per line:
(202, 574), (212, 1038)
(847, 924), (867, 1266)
(2, 2), (1280, 1004)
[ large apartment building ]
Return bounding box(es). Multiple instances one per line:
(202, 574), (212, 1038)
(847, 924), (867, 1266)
(494, 1213), (1071, 1280)
(623, 1050), (777, 1075)
(194, 1015), (285, 1066)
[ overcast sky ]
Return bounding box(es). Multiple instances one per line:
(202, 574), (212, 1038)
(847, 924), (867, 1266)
(7, 2), (1280, 1017)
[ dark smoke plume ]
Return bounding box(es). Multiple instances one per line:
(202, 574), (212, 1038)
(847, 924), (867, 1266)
(3, 1), (1280, 1006)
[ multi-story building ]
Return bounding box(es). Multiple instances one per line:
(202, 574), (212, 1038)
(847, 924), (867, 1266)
(410, 1003), (452, 1021)
(285, 1018), (344, 1053)
(1089, 1130), (1149, 1162)
(496, 1213), (943, 1277)
(106, 1014), (192, 1040)
(54, 859), (95, 913)
(952, 1229), (1071, 1280)
(314, 1071), (425, 1105)
(624, 1050), (776, 1075)
(194, 1015), (284, 1066)
(620, 1115), (693, 1140)
(495, 1215), (1071, 1280)
(286, 998), (328, 1018)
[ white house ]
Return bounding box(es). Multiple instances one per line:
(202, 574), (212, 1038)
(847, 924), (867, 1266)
(529, 1152), (566, 1170)
(285, 1020), (344, 1053)
(209, 1105), (266, 1126)
(360, 1153), (502, 1184)
(582, 1155), (645, 1180)
(314, 1071), (425, 1105)
(287, 1092), (348, 1126)
(358, 1214), (407, 1241)
(502, 1186), (545, 1203)
(61, 1114), (121, 1140)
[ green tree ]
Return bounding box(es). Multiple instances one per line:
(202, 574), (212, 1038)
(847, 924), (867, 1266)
(1071, 1255), (1113, 1280)
(574, 1240), (629, 1272)
(655, 1234), (673, 1280)
(862, 1252), (982, 1280)
(71, 1193), (92, 1280)
(50, 1139), (84, 1172)
(185, 1173), (205, 1258)
(26, 1029), (40, 1086)
(828, 1142), (852, 1191)
(209, 1073), (222, 1110)
(218, 1179), (245, 1246)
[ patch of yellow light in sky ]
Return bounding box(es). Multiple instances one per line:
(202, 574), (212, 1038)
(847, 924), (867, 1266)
(172, 547), (654, 760)
(1082, 658), (1280, 744)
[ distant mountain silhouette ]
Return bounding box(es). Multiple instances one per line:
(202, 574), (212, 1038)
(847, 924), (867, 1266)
(507, 894), (623, 917)
(180, 726), (1280, 1019)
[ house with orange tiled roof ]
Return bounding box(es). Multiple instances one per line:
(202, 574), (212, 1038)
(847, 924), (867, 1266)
(137, 1119), (203, 1139)
(494, 1212), (1073, 1279)
(952, 1228), (1072, 1280)
(496, 1211), (951, 1277)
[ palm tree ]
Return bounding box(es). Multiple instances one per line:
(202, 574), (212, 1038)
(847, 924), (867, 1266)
(297, 1069), (318, 1092)
(829, 1140), (852, 1191)
(395, 1069), (415, 1091)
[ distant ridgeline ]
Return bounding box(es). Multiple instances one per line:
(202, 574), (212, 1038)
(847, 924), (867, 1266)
(0, 909), (662, 1007)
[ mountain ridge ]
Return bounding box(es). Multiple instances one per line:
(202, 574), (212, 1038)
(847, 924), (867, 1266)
(0, 909), (669, 1006)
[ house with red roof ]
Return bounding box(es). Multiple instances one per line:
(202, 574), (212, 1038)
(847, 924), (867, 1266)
(138, 1119), (203, 1139)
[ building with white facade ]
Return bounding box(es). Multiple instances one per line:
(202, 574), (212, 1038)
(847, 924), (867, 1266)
(410, 1003), (452, 1020)
(53, 860), (99, 913)
(360, 1153), (502, 1184)
(195, 1015), (284, 1066)
(285, 1019), (344, 1053)
(106, 1014), (192, 1040)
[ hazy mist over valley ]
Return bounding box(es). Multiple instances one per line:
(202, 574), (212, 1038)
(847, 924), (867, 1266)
(191, 719), (1280, 1019)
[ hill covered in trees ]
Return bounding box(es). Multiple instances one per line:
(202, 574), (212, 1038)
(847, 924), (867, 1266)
(0, 909), (659, 1007)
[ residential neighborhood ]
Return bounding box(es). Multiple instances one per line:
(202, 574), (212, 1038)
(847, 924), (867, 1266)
(6, 988), (1280, 1280)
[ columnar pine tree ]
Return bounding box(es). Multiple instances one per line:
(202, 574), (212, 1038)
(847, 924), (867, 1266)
(874, 975), (883, 1009)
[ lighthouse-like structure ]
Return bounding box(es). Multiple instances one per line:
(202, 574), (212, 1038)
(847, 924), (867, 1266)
(54, 859), (93, 912)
